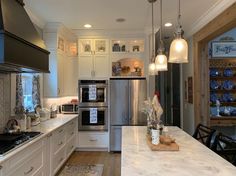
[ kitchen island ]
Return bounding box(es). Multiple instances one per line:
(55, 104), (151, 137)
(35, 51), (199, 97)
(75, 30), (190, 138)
(121, 126), (236, 176)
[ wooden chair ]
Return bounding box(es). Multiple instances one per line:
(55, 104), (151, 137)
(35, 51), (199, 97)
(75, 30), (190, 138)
(211, 133), (236, 166)
(192, 124), (216, 148)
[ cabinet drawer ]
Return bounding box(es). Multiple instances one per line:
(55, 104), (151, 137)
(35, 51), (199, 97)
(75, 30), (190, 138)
(7, 145), (43, 176)
(66, 119), (76, 140)
(52, 146), (66, 175)
(6, 140), (42, 173)
(52, 126), (66, 153)
(78, 132), (108, 148)
(66, 135), (76, 157)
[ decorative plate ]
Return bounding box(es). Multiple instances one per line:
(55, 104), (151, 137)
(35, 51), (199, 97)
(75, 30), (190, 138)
(210, 80), (220, 90)
(210, 93), (218, 103)
(209, 68), (220, 77)
(222, 80), (234, 90)
(221, 93), (234, 102)
(223, 68), (233, 77)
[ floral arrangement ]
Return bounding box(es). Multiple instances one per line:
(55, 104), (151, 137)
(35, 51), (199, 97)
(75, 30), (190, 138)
(142, 95), (163, 132)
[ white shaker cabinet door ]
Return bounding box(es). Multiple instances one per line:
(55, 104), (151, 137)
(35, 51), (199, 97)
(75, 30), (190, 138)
(63, 56), (78, 96)
(78, 55), (93, 78)
(93, 55), (109, 78)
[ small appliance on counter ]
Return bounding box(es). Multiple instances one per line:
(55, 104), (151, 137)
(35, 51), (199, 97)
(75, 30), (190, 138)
(61, 103), (78, 114)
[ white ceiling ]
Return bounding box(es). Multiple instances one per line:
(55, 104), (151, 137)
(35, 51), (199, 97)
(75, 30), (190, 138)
(24, 0), (234, 37)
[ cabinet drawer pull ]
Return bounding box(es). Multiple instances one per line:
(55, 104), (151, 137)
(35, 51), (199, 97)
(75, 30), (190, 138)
(89, 139), (98, 142)
(58, 141), (63, 146)
(24, 166), (34, 175)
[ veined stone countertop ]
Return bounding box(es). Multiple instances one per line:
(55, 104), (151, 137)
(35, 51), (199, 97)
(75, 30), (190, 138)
(0, 114), (78, 163)
(121, 126), (236, 176)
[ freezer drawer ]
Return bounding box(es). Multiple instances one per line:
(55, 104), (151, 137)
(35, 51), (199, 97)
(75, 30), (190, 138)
(110, 126), (122, 151)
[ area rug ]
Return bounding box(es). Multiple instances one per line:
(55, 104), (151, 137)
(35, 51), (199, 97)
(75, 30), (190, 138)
(59, 164), (104, 176)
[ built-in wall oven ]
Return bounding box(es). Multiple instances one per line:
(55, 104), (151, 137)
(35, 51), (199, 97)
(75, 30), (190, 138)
(79, 80), (108, 107)
(78, 107), (108, 131)
(78, 80), (108, 131)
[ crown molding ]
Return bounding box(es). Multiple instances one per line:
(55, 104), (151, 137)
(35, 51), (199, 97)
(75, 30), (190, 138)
(186, 0), (235, 38)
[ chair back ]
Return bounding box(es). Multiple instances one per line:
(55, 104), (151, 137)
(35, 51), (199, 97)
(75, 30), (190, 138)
(211, 133), (236, 166)
(192, 124), (216, 148)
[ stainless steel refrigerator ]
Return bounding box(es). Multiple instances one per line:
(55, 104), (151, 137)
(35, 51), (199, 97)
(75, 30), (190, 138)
(110, 78), (147, 151)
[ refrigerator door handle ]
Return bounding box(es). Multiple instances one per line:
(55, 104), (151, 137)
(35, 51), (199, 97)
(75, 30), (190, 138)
(128, 81), (131, 123)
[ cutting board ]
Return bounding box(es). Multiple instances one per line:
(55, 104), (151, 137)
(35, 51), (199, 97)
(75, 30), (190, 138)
(146, 135), (179, 151)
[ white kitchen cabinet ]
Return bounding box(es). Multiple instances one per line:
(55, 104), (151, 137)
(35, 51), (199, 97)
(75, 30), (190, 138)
(43, 51), (65, 97)
(63, 56), (78, 96)
(78, 39), (109, 79)
(79, 39), (109, 56)
(51, 118), (76, 175)
(3, 139), (44, 176)
(77, 131), (108, 150)
(43, 23), (78, 97)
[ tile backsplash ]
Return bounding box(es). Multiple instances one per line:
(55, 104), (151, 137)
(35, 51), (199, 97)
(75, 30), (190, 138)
(0, 74), (11, 132)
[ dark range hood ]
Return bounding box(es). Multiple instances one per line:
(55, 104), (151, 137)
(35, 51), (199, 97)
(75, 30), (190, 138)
(0, 0), (50, 73)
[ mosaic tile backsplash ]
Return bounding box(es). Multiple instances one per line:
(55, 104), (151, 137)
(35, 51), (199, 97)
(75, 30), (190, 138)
(0, 74), (11, 133)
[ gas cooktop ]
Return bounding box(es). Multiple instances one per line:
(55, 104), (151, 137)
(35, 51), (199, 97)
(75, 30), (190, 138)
(0, 131), (42, 156)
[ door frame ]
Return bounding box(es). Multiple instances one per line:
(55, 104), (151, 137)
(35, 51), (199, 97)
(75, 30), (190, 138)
(193, 3), (236, 126)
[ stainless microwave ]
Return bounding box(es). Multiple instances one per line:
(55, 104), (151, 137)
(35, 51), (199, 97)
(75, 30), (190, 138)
(61, 104), (78, 114)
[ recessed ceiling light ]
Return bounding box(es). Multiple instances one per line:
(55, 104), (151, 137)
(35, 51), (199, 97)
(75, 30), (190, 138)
(164, 23), (172, 27)
(84, 24), (92, 28)
(116, 18), (126, 23)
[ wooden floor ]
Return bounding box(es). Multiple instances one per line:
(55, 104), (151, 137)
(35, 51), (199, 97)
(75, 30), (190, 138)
(58, 151), (121, 176)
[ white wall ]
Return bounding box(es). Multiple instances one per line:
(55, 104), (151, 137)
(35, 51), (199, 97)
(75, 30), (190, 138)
(181, 37), (195, 135)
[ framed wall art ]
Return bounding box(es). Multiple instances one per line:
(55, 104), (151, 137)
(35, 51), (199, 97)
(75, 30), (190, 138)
(212, 41), (236, 58)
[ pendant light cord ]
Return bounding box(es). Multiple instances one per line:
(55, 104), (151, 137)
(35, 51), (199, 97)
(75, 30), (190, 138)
(178, 0), (181, 27)
(151, 2), (155, 62)
(159, 0), (164, 51)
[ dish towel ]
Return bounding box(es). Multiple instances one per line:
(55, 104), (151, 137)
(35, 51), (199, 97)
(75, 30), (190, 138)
(90, 108), (98, 124)
(89, 85), (97, 100)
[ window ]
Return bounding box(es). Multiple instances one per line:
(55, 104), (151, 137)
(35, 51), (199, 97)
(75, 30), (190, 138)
(21, 73), (33, 111)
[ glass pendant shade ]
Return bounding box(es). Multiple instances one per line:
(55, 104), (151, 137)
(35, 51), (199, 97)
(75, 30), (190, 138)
(155, 54), (168, 71)
(148, 62), (158, 75)
(169, 37), (188, 63)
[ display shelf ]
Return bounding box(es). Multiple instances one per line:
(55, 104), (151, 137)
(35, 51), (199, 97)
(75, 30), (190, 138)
(111, 39), (144, 53)
(210, 89), (236, 93)
(210, 76), (236, 80)
(210, 117), (236, 126)
(211, 102), (236, 106)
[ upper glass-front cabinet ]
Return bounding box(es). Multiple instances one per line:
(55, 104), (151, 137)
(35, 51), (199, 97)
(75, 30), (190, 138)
(79, 39), (109, 55)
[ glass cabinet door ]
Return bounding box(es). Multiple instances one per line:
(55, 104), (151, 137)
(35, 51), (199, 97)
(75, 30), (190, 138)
(94, 39), (109, 55)
(79, 39), (93, 55)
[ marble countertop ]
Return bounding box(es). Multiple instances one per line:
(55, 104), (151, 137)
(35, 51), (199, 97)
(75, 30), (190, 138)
(0, 114), (78, 163)
(121, 126), (236, 176)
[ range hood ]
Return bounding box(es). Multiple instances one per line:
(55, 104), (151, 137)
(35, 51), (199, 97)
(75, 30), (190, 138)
(0, 0), (50, 73)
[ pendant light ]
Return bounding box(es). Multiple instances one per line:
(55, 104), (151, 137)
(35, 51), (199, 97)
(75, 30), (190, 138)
(155, 0), (168, 71)
(148, 0), (158, 75)
(169, 0), (188, 63)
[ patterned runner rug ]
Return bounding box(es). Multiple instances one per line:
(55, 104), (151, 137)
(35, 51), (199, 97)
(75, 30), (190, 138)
(58, 164), (104, 176)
